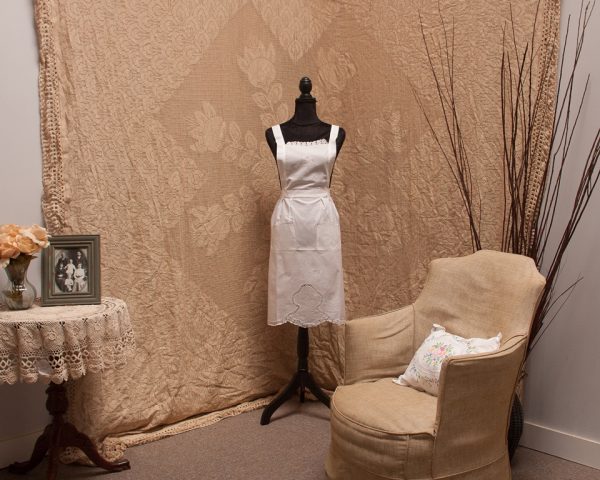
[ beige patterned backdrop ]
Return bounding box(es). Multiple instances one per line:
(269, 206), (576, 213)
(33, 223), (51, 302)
(36, 0), (559, 457)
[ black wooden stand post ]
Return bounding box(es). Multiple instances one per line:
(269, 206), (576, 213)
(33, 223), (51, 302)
(260, 327), (330, 425)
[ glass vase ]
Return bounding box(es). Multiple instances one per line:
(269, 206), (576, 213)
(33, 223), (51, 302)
(1, 255), (37, 310)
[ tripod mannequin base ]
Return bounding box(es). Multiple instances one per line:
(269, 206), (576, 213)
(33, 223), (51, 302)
(261, 327), (330, 425)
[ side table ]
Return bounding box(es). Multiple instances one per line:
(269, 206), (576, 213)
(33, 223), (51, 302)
(0, 297), (136, 479)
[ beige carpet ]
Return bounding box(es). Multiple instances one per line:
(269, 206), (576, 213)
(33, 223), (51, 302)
(1, 400), (599, 480)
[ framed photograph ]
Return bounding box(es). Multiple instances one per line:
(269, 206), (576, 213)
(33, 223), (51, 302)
(41, 234), (101, 306)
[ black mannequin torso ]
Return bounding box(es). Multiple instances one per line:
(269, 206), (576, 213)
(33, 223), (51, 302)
(265, 77), (346, 160)
(265, 115), (346, 157)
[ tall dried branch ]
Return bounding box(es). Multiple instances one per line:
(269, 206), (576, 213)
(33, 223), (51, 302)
(416, 1), (599, 352)
(413, 10), (482, 251)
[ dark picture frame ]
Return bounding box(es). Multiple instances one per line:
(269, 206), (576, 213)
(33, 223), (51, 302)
(41, 234), (101, 306)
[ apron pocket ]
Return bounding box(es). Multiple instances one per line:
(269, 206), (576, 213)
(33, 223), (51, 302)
(316, 222), (340, 251)
(272, 221), (296, 251)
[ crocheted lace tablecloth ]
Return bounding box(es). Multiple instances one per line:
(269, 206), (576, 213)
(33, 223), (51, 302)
(0, 297), (135, 384)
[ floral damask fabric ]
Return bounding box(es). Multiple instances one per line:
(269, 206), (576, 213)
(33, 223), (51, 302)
(36, 0), (558, 457)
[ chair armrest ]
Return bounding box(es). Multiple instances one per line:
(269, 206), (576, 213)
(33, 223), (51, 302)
(344, 305), (415, 385)
(431, 336), (527, 477)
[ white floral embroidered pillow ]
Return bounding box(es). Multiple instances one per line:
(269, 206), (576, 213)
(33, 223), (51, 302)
(393, 324), (502, 396)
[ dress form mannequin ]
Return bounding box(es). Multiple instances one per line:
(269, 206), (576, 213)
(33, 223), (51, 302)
(261, 77), (345, 426)
(266, 77), (346, 185)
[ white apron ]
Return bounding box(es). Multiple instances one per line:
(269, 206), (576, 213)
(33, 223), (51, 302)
(267, 124), (346, 327)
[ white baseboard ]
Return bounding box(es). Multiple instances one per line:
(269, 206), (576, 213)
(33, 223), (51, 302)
(0, 430), (44, 469)
(521, 421), (600, 470)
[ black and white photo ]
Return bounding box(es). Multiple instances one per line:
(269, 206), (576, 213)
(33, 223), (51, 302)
(42, 235), (101, 306)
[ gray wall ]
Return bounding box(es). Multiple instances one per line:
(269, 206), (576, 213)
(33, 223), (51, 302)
(0, 0), (49, 468)
(1, 0), (598, 470)
(521, 1), (600, 468)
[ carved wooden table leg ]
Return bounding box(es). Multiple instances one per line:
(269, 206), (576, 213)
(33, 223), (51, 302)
(8, 381), (130, 478)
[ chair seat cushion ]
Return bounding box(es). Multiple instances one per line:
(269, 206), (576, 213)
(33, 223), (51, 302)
(330, 378), (437, 479)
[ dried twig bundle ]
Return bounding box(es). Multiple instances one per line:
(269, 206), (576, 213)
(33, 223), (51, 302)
(415, 1), (599, 351)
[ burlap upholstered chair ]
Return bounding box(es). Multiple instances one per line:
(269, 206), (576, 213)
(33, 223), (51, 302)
(325, 250), (545, 480)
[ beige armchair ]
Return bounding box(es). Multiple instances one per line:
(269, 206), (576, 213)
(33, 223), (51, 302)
(326, 250), (545, 480)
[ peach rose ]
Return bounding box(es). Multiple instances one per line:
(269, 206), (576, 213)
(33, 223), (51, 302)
(0, 224), (20, 236)
(0, 224), (50, 262)
(21, 225), (50, 248)
(14, 234), (39, 255)
(0, 233), (20, 259)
